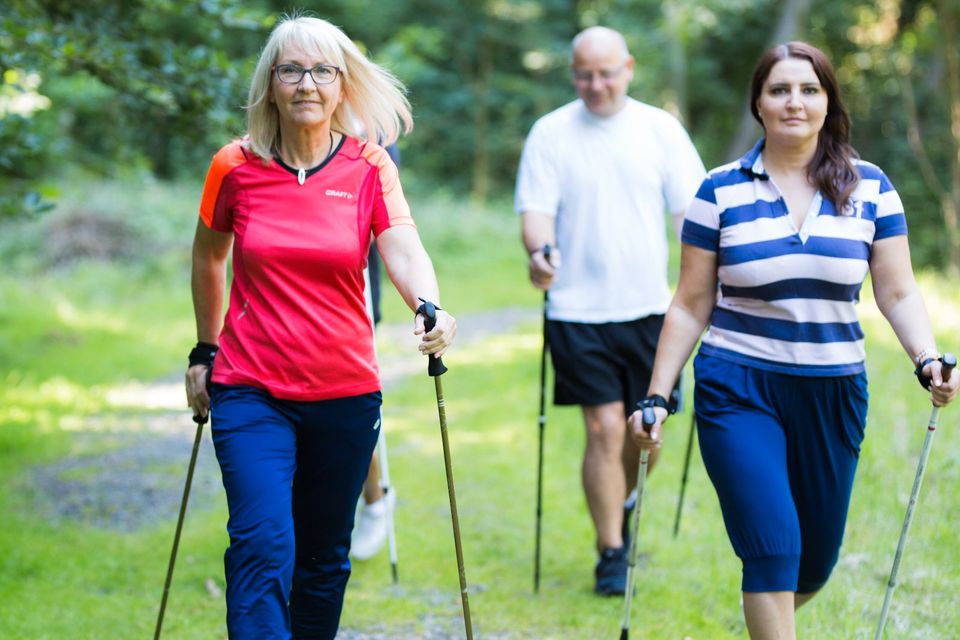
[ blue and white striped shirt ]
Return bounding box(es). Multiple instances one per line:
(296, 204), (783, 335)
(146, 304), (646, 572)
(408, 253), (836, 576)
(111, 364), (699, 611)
(682, 139), (908, 376)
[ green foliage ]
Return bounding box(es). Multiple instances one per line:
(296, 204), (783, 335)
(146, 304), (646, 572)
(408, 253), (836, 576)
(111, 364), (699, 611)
(0, 71), (60, 217)
(809, 0), (959, 269)
(2, 0), (960, 269)
(0, 0), (266, 208)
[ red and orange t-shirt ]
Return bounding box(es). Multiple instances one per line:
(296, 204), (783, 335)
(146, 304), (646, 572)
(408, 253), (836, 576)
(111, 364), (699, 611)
(199, 136), (414, 401)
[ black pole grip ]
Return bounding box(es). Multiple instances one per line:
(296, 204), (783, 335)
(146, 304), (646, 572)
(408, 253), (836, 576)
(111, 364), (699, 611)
(942, 352), (957, 381)
(419, 299), (448, 377)
(916, 352), (956, 390)
(542, 244), (552, 264)
(641, 407), (657, 433)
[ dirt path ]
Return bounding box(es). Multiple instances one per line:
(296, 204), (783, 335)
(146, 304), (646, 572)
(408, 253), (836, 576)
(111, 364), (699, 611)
(23, 307), (539, 638)
(28, 306), (539, 530)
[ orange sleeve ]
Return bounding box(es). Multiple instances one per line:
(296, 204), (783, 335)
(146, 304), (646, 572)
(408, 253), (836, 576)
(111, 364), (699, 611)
(199, 141), (248, 228)
(360, 143), (415, 232)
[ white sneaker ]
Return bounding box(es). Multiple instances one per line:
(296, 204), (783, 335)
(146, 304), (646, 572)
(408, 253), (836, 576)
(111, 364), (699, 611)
(350, 490), (396, 560)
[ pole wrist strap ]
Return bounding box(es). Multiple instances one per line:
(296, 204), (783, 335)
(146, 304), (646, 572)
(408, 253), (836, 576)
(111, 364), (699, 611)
(639, 394), (677, 415)
(914, 354), (943, 390)
(188, 341), (219, 367)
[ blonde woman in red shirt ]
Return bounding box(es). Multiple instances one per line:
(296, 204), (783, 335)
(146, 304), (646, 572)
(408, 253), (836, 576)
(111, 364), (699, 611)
(184, 14), (455, 639)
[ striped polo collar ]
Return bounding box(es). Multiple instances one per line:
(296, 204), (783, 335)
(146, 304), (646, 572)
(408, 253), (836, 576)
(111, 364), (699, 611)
(739, 138), (769, 179)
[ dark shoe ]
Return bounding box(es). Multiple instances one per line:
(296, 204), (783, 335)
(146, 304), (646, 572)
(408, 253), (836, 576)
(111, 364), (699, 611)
(594, 546), (628, 596)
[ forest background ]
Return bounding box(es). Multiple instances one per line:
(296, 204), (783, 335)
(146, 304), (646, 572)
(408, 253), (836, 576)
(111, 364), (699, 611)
(2, 0), (959, 273)
(1, 1), (960, 639)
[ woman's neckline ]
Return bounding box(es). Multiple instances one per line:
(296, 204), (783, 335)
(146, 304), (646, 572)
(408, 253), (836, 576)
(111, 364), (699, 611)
(273, 131), (343, 185)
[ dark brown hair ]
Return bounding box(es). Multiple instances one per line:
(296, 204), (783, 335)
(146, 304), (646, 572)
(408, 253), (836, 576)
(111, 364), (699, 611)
(750, 41), (859, 213)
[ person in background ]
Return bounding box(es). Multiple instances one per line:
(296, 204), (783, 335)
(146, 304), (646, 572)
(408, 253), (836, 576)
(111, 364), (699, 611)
(629, 41), (958, 639)
(352, 143), (400, 561)
(185, 14), (455, 639)
(515, 25), (704, 596)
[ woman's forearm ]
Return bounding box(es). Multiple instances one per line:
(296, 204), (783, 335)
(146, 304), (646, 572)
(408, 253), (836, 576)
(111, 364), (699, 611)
(647, 244), (718, 398)
(378, 226), (441, 312)
(190, 220), (232, 344)
(648, 300), (712, 399)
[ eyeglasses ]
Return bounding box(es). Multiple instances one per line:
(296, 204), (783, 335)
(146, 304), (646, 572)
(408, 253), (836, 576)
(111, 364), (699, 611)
(572, 63), (626, 83)
(273, 63), (341, 85)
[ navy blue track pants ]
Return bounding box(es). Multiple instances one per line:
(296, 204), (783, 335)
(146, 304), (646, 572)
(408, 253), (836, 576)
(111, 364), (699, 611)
(693, 353), (868, 593)
(210, 384), (382, 639)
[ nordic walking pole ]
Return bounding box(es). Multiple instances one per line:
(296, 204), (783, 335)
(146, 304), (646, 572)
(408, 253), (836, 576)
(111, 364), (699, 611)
(154, 410), (207, 640)
(534, 243), (552, 593)
(376, 429), (399, 584)
(420, 299), (474, 640)
(364, 267), (400, 583)
(620, 407), (655, 640)
(874, 352), (956, 640)
(672, 411), (696, 538)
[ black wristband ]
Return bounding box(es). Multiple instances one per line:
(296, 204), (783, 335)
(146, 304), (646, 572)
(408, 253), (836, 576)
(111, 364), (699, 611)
(188, 341), (219, 367)
(415, 297), (442, 317)
(914, 356), (938, 390)
(639, 394), (677, 415)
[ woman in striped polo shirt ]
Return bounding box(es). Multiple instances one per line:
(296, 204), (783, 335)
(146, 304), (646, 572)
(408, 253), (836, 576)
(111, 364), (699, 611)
(628, 41), (957, 639)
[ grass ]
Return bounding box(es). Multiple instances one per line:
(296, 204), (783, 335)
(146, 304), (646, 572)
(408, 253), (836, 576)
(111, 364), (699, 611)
(1, 174), (959, 638)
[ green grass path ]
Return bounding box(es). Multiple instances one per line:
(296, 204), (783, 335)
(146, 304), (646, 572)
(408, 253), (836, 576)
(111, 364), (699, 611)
(1, 181), (958, 638)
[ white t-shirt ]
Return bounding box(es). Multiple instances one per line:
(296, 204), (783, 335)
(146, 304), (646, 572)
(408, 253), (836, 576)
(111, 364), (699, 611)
(515, 98), (705, 323)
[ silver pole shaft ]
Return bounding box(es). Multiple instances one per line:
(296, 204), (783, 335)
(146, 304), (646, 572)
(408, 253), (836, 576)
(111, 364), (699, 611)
(377, 427), (399, 583)
(874, 406), (940, 639)
(363, 266), (400, 582)
(620, 449), (650, 639)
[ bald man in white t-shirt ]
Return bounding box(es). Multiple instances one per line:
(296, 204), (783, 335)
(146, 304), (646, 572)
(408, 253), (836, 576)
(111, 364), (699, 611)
(515, 25), (705, 596)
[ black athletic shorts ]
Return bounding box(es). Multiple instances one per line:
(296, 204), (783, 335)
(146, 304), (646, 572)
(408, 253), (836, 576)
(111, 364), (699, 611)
(546, 315), (664, 413)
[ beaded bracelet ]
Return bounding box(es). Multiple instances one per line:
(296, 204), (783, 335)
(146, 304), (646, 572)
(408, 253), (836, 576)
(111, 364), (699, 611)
(914, 347), (940, 367)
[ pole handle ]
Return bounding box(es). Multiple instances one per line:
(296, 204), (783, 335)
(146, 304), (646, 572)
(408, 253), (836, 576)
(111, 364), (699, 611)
(541, 244), (551, 305)
(916, 352), (956, 390)
(941, 352), (956, 381)
(641, 407), (656, 427)
(418, 298), (448, 377)
(641, 407), (656, 432)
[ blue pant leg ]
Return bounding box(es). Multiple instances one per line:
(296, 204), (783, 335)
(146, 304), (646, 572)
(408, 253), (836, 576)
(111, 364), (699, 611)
(211, 385), (298, 640)
(694, 354), (801, 592)
(289, 392), (382, 640)
(779, 372), (868, 593)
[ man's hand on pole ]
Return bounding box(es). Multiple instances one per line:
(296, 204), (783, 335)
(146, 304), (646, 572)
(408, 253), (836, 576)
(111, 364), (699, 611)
(528, 246), (560, 291)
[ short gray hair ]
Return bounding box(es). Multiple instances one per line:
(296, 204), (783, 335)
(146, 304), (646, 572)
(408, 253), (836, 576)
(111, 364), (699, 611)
(571, 26), (630, 63)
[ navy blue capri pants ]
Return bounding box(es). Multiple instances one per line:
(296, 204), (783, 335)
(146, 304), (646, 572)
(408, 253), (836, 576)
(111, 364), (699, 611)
(210, 384), (382, 639)
(693, 353), (869, 593)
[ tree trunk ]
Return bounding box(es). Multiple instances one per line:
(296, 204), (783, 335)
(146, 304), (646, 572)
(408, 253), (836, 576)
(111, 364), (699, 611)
(470, 32), (493, 203)
(724, 0), (814, 159)
(905, 1), (960, 275)
(664, 0), (688, 123)
(939, 0), (960, 275)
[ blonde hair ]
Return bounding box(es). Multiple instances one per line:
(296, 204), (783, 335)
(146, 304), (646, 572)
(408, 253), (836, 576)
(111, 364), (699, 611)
(245, 13), (413, 160)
